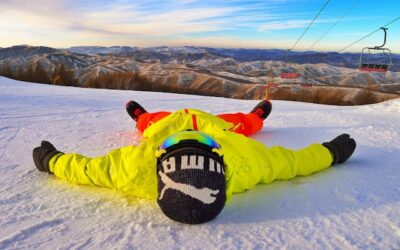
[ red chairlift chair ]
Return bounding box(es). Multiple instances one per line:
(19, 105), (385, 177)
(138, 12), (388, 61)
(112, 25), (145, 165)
(281, 72), (300, 79)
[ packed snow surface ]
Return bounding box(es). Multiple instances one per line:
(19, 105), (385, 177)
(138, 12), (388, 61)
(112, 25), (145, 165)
(0, 77), (400, 249)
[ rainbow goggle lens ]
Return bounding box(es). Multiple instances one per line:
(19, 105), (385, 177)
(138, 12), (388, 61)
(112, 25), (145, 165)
(159, 131), (221, 151)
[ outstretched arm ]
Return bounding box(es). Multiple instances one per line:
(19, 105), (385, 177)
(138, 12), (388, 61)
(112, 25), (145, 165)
(48, 147), (135, 188)
(33, 141), (158, 199)
(258, 143), (333, 183)
(219, 132), (334, 196)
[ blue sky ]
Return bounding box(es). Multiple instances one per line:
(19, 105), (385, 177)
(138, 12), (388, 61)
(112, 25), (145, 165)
(0, 0), (399, 52)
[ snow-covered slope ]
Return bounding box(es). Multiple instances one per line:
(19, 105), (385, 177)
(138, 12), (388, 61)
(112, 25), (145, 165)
(0, 77), (400, 249)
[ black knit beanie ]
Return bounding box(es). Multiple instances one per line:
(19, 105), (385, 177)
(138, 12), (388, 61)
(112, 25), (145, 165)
(156, 132), (226, 224)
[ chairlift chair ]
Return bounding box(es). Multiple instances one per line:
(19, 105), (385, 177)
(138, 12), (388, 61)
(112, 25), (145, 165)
(359, 27), (392, 72)
(281, 49), (301, 79)
(281, 72), (300, 79)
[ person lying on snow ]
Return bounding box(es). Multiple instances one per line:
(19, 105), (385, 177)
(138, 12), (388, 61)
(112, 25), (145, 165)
(32, 99), (356, 224)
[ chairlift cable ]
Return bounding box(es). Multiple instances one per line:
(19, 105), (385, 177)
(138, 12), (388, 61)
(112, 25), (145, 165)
(338, 16), (400, 52)
(308, 0), (360, 50)
(289, 0), (331, 51)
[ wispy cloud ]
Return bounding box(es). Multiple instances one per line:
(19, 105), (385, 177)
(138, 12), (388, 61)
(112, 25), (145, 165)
(0, 0), (239, 36)
(257, 20), (311, 32)
(0, 0), (399, 52)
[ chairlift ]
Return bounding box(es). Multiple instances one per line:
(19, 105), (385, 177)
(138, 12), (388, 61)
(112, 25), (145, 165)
(359, 27), (392, 72)
(281, 49), (300, 79)
(281, 72), (300, 79)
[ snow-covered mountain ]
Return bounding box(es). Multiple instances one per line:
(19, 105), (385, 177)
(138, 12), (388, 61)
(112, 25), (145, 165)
(66, 46), (400, 70)
(0, 45), (58, 60)
(1, 76), (400, 249)
(0, 45), (399, 104)
(69, 46), (139, 56)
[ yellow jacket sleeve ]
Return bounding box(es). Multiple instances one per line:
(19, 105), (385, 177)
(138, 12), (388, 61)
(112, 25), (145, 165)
(211, 131), (333, 198)
(49, 141), (159, 200)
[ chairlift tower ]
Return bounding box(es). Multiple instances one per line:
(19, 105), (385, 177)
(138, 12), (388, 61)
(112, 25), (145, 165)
(281, 49), (300, 79)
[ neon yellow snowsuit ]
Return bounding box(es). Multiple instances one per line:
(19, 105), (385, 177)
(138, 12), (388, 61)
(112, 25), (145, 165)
(49, 109), (333, 200)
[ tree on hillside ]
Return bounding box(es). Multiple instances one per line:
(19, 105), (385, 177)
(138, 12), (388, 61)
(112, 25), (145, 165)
(83, 73), (103, 88)
(10, 62), (50, 84)
(24, 63), (35, 82)
(12, 63), (34, 82)
(53, 64), (78, 86)
(0, 63), (13, 78)
(16, 66), (26, 81)
(33, 62), (50, 84)
(83, 70), (156, 91)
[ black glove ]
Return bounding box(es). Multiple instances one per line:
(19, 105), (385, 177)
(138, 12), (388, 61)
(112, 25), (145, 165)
(323, 134), (356, 165)
(33, 141), (63, 173)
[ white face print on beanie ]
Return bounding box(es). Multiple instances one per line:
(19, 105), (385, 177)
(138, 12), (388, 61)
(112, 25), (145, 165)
(156, 135), (226, 224)
(158, 171), (220, 204)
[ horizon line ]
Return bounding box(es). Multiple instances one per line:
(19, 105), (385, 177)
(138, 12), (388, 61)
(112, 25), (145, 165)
(2, 44), (399, 54)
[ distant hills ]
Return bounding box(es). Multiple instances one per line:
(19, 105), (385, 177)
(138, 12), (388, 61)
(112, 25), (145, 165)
(67, 45), (400, 71)
(0, 45), (58, 60)
(1, 45), (399, 71)
(0, 45), (399, 104)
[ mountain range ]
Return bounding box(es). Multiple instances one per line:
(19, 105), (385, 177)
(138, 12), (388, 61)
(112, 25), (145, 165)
(68, 45), (400, 70)
(0, 45), (399, 104)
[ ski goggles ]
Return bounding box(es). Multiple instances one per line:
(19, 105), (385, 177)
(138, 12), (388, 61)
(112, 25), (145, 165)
(159, 131), (221, 150)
